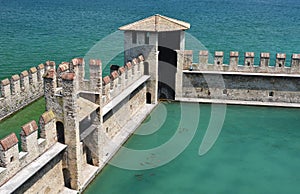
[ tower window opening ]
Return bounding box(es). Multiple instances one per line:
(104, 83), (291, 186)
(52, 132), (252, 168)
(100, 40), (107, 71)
(146, 92), (151, 104)
(132, 31), (137, 44)
(145, 32), (150, 44)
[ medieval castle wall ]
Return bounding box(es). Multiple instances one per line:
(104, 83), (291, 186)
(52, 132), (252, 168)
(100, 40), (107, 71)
(176, 50), (300, 105)
(124, 30), (159, 104)
(0, 53), (149, 193)
(0, 64), (45, 121)
(0, 110), (66, 193)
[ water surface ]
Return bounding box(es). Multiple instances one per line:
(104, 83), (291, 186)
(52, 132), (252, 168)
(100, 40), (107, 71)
(85, 103), (300, 193)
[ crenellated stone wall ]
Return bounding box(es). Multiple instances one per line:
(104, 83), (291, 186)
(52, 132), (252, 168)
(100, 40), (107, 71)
(0, 63), (45, 121)
(103, 83), (146, 139)
(176, 50), (300, 106)
(0, 110), (62, 188)
(183, 50), (300, 73)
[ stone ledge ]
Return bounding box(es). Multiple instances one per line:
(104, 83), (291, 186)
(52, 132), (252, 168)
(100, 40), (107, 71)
(19, 151), (28, 160)
(176, 97), (300, 108)
(183, 70), (300, 78)
(102, 75), (150, 115)
(38, 138), (46, 145)
(101, 104), (157, 165)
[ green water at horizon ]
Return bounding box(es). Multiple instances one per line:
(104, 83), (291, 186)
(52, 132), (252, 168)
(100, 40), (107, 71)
(84, 102), (300, 193)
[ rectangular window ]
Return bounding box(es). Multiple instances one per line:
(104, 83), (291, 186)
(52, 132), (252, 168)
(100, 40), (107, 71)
(145, 32), (150, 44)
(132, 31), (137, 44)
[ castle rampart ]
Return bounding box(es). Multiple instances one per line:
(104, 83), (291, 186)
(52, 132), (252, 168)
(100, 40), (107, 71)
(0, 50), (152, 193)
(176, 50), (300, 106)
(0, 109), (64, 192)
(183, 50), (300, 73)
(0, 63), (46, 121)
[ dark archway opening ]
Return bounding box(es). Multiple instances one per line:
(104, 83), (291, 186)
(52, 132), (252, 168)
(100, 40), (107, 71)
(84, 145), (94, 165)
(63, 168), (71, 188)
(158, 82), (175, 100)
(56, 122), (65, 144)
(157, 31), (179, 100)
(157, 47), (177, 100)
(146, 92), (152, 104)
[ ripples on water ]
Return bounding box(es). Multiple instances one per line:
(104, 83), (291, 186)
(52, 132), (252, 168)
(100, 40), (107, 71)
(0, 0), (299, 79)
(85, 103), (300, 193)
(0, 0), (300, 193)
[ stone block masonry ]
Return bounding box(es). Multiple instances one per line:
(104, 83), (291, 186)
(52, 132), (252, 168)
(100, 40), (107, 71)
(176, 50), (300, 107)
(0, 52), (152, 193)
(0, 110), (65, 192)
(0, 62), (46, 121)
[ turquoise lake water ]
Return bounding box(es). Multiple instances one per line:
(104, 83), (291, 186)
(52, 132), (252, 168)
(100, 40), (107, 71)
(0, 0), (299, 79)
(0, 0), (300, 193)
(85, 103), (300, 193)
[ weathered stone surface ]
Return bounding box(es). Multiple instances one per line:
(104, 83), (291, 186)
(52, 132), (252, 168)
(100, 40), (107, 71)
(292, 54), (300, 59)
(0, 133), (18, 151)
(110, 71), (119, 80)
(21, 71), (29, 77)
(199, 50), (209, 56)
(245, 52), (254, 58)
(125, 61), (132, 69)
(11, 74), (20, 81)
(138, 54), (145, 62)
(58, 62), (69, 72)
(103, 76), (111, 85)
(1, 79), (10, 86)
(41, 110), (55, 124)
(132, 58), (138, 65)
(61, 72), (75, 81)
(118, 67), (126, 75)
(43, 69), (56, 79)
(260, 52), (270, 58)
(215, 51), (224, 57)
(230, 51), (239, 57)
(21, 120), (38, 136)
(182, 72), (300, 103)
(89, 59), (101, 66)
(276, 53), (286, 59)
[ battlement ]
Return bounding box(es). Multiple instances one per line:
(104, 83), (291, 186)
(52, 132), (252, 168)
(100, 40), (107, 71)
(0, 110), (57, 186)
(179, 50), (300, 74)
(102, 56), (145, 105)
(0, 63), (46, 121)
(176, 50), (300, 105)
(42, 54), (146, 121)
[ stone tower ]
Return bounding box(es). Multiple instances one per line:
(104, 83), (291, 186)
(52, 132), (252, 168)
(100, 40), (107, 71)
(119, 14), (190, 101)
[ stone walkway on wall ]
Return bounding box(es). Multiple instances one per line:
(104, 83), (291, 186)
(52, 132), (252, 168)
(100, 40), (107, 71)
(61, 103), (157, 194)
(0, 143), (67, 193)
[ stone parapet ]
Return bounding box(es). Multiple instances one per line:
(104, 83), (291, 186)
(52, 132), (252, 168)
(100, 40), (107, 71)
(182, 50), (300, 74)
(0, 110), (59, 186)
(0, 63), (46, 121)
